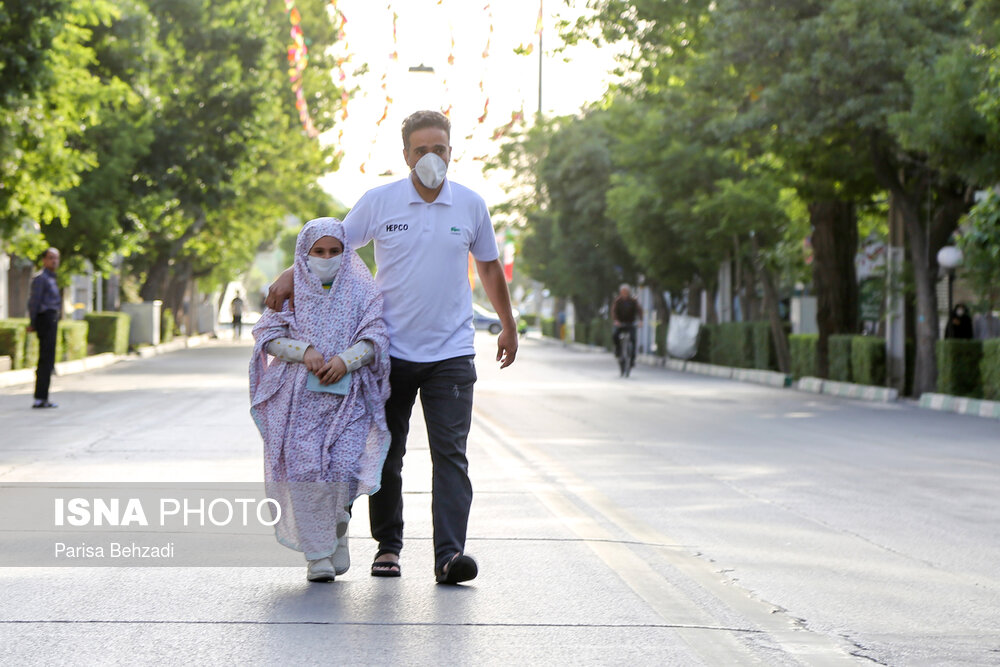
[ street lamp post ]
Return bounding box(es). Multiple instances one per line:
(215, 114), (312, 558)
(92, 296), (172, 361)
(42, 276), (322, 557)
(937, 244), (964, 317)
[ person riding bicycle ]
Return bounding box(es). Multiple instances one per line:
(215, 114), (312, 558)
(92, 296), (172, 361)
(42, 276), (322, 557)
(612, 284), (643, 373)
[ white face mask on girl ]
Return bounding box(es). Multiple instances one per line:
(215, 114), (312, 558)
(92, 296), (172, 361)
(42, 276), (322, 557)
(413, 153), (448, 189)
(307, 254), (342, 283)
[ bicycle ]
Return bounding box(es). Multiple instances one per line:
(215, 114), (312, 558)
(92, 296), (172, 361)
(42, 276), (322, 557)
(616, 327), (634, 378)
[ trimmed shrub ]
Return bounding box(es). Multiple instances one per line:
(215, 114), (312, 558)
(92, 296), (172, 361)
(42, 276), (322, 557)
(714, 322), (754, 368)
(160, 308), (175, 344)
(655, 320), (667, 357)
(14, 318), (40, 369)
(936, 339), (983, 398)
(58, 320), (89, 361)
(752, 322), (778, 371)
(520, 314), (538, 326)
(828, 335), (854, 382)
(981, 340), (1000, 401)
(86, 312), (131, 355)
(694, 324), (715, 362)
(851, 336), (886, 386)
(789, 334), (818, 379)
(574, 321), (589, 344)
(0, 320), (27, 369)
(541, 317), (557, 338)
(589, 317), (612, 350)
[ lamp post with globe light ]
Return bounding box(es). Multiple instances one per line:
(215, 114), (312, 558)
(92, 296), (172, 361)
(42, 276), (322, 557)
(937, 244), (964, 318)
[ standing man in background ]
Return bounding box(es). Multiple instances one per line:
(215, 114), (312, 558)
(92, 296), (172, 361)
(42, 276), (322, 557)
(230, 292), (245, 340)
(27, 248), (62, 409)
(267, 110), (518, 584)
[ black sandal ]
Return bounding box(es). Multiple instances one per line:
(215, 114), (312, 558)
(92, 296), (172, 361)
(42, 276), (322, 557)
(371, 551), (400, 578)
(435, 552), (477, 585)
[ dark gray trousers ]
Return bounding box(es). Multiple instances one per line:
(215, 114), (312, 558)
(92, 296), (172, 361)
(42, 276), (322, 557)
(369, 354), (476, 571)
(33, 311), (58, 401)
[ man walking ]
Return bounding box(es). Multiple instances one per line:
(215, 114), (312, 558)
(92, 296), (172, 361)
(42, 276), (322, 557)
(27, 248), (62, 409)
(267, 110), (517, 584)
(230, 292), (245, 340)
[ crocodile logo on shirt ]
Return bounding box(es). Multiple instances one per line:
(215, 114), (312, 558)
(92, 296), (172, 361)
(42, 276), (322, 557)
(450, 226), (460, 234)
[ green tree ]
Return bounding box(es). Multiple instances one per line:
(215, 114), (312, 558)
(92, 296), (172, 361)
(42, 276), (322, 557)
(957, 193), (1000, 315)
(0, 0), (117, 250)
(494, 111), (638, 321)
(40, 0), (158, 275)
(707, 0), (972, 391)
(124, 0), (342, 313)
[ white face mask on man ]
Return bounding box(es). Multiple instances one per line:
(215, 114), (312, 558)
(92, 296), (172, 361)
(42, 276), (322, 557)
(307, 254), (342, 283)
(413, 153), (448, 189)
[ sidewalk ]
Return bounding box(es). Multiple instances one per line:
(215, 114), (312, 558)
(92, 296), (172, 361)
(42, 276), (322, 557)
(0, 333), (216, 389)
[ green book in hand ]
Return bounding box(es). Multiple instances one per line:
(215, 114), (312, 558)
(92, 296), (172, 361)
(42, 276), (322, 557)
(306, 371), (351, 395)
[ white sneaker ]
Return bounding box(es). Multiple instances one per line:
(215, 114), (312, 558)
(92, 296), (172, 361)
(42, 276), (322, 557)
(307, 557), (335, 582)
(333, 533), (350, 575)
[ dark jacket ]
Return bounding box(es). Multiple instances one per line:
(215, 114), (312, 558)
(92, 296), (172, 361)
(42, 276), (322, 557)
(28, 268), (61, 329)
(612, 295), (643, 324)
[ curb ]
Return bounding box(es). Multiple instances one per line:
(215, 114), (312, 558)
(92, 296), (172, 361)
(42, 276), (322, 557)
(918, 392), (1000, 420)
(0, 334), (216, 389)
(796, 377), (898, 402)
(733, 368), (794, 388)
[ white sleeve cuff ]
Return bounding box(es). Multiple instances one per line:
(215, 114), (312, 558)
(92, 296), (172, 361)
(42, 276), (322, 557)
(338, 340), (375, 373)
(266, 337), (309, 363)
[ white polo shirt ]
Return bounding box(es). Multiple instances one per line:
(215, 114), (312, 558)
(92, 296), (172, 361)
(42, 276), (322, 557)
(343, 176), (499, 362)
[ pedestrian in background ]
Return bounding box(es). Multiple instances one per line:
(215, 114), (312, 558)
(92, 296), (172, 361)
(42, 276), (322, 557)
(250, 218), (391, 582)
(27, 248), (61, 409)
(944, 303), (973, 339)
(267, 109), (518, 584)
(612, 284), (643, 373)
(230, 292), (245, 340)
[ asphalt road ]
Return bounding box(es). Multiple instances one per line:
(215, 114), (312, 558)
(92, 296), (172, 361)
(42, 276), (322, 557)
(1, 334), (998, 666)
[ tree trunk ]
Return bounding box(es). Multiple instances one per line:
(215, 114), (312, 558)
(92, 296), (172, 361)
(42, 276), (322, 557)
(687, 275), (703, 318)
(139, 254), (171, 302)
(893, 185), (971, 395)
(869, 135), (973, 395)
(752, 235), (791, 374)
(165, 261), (192, 317)
(809, 200), (859, 378)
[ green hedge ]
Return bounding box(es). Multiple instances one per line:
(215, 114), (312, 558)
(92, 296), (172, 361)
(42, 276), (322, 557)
(24, 322), (39, 368)
(694, 324), (714, 362)
(85, 312), (131, 355)
(851, 336), (886, 386)
(712, 322), (754, 368)
(655, 320), (667, 357)
(520, 314), (538, 326)
(0, 320), (27, 369)
(160, 308), (175, 344)
(58, 320), (89, 361)
(541, 316), (557, 338)
(0, 317), (70, 368)
(936, 339), (983, 398)
(982, 340), (1000, 401)
(789, 334), (818, 379)
(828, 335), (854, 383)
(589, 318), (613, 350)
(752, 322), (778, 371)
(574, 320), (589, 344)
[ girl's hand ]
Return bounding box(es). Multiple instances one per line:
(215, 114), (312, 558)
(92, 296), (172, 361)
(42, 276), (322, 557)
(317, 356), (348, 384)
(303, 346), (325, 374)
